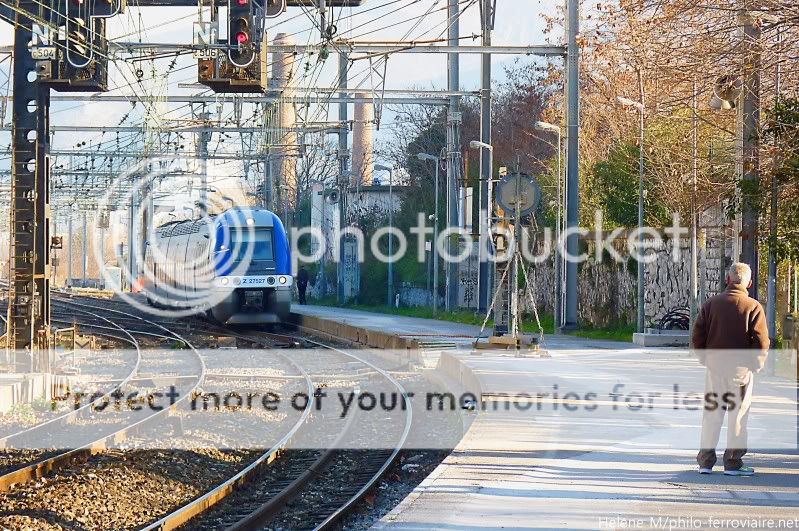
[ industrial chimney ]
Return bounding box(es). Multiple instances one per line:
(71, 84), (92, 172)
(270, 33), (298, 207)
(351, 93), (374, 187)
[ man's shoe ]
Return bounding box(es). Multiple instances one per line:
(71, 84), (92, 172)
(723, 466), (754, 476)
(698, 467), (713, 474)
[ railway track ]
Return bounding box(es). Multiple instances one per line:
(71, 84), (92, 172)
(0, 294), (415, 530)
(0, 300), (201, 491)
(148, 331), (413, 531)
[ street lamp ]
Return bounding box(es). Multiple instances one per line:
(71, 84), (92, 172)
(375, 163), (395, 307)
(417, 152), (441, 314)
(535, 121), (564, 329)
(469, 140), (494, 313)
(617, 95), (646, 334)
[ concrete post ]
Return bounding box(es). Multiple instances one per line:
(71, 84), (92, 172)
(337, 51), (349, 305)
(196, 112), (210, 216)
(445, 0), (461, 312)
(81, 210), (87, 288)
(737, 5), (761, 299)
(477, 0), (493, 313)
(67, 213), (73, 288)
(563, 0), (580, 330)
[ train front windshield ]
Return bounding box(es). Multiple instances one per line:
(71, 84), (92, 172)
(232, 228), (274, 262)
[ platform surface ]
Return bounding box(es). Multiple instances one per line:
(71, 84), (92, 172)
(375, 348), (798, 530)
(292, 305), (635, 351)
(293, 306), (798, 530)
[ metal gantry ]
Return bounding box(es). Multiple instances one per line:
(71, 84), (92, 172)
(7, 5), (51, 370)
(0, 0), (581, 369)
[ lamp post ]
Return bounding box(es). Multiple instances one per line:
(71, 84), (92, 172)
(375, 164), (395, 307)
(469, 140), (494, 313)
(534, 121), (564, 329)
(418, 153), (441, 314)
(617, 95), (646, 334)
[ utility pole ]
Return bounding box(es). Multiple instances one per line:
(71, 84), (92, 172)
(477, 0), (493, 313)
(197, 111), (211, 215)
(766, 25), (781, 372)
(738, 4), (761, 299)
(140, 174), (153, 280)
(337, 51), (349, 305)
(67, 213), (73, 288)
(128, 191), (137, 290)
(445, 0), (461, 312)
(8, 12), (51, 368)
(794, 263), (798, 314)
(690, 78), (700, 329)
(262, 102), (273, 210)
(636, 74), (645, 334)
(81, 210), (87, 288)
(562, 0), (580, 330)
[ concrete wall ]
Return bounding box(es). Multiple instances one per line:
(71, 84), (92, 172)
(456, 229), (733, 329)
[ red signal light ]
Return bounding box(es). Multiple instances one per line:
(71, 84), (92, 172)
(236, 0), (248, 5)
(236, 31), (249, 44)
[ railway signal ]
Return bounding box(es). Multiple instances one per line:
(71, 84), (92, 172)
(33, 0), (126, 91)
(0, 0), (125, 370)
(228, 0), (256, 68)
(196, 0), (268, 92)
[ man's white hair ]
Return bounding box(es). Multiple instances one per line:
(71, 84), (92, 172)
(728, 262), (752, 286)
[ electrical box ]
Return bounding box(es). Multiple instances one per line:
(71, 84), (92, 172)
(36, 20), (109, 92)
(198, 38), (268, 93)
(784, 314), (796, 341)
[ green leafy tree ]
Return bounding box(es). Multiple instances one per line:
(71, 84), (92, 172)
(591, 142), (670, 228)
(764, 97), (799, 262)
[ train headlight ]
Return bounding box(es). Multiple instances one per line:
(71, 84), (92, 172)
(267, 276), (275, 285)
(246, 218), (255, 226)
(220, 277), (229, 286)
(233, 277), (241, 286)
(278, 276), (287, 284)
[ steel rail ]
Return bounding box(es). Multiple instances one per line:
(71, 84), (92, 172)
(0, 300), (206, 491)
(0, 305), (143, 489)
(298, 332), (414, 531)
(50, 316), (186, 342)
(218, 329), (413, 531)
(224, 377), (364, 531)
(140, 334), (315, 531)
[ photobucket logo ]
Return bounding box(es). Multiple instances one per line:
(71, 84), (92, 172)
(291, 210), (689, 267)
(91, 158), (258, 318)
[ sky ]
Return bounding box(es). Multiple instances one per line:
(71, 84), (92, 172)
(0, 0), (563, 211)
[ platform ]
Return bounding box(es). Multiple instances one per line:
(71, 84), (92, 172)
(374, 348), (798, 529)
(292, 305), (484, 348)
(291, 305), (799, 529)
(291, 305), (637, 352)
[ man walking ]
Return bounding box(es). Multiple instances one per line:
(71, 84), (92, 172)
(296, 266), (309, 305)
(691, 262), (769, 476)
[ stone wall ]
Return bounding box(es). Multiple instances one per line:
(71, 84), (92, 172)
(462, 229), (733, 329)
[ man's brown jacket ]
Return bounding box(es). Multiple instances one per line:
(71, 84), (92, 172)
(691, 284), (770, 373)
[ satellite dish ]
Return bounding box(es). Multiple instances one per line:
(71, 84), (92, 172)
(710, 75), (741, 110)
(495, 173), (540, 218)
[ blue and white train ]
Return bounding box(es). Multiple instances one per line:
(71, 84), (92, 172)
(143, 207), (293, 324)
